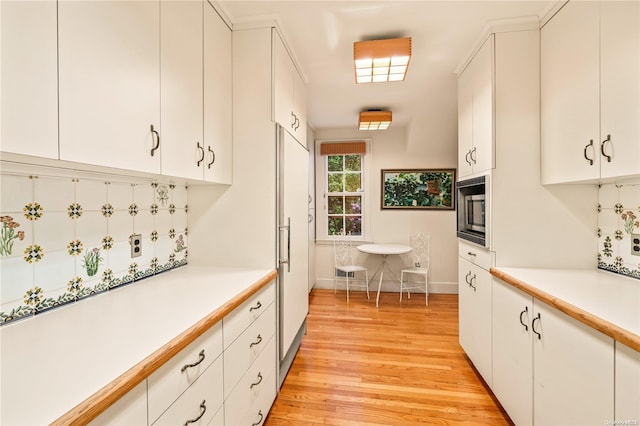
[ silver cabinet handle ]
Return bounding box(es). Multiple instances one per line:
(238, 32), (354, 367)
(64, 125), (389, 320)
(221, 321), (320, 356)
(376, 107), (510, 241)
(465, 271), (472, 285)
(197, 142), (205, 167)
(250, 372), (263, 389)
(249, 300), (262, 312)
(181, 349), (205, 373)
(279, 217), (291, 272)
(584, 139), (594, 165)
(532, 312), (542, 340)
(600, 134), (612, 163)
(519, 306), (529, 332)
(251, 410), (264, 426)
(150, 124), (160, 157)
(470, 147), (477, 164)
(207, 146), (215, 169)
(249, 334), (262, 348)
(467, 251), (476, 257)
(469, 274), (476, 291)
(465, 150), (472, 166)
(184, 400), (206, 425)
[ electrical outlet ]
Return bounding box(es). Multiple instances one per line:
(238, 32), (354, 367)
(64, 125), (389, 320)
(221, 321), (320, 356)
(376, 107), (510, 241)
(130, 233), (142, 258)
(632, 234), (640, 257)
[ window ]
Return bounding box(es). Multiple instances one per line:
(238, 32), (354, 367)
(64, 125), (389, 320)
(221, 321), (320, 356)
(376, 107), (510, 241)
(316, 140), (370, 240)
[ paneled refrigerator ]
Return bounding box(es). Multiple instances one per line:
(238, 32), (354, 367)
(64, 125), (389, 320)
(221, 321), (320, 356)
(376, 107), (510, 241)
(276, 125), (309, 381)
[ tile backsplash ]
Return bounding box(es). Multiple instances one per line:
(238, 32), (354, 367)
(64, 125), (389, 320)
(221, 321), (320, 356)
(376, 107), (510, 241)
(598, 183), (640, 279)
(0, 173), (188, 325)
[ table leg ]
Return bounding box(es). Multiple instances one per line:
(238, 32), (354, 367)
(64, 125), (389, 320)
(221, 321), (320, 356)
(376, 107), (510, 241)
(376, 271), (384, 308)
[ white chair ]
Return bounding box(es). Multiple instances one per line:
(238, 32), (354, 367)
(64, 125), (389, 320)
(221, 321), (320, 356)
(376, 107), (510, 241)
(399, 233), (430, 305)
(333, 231), (369, 302)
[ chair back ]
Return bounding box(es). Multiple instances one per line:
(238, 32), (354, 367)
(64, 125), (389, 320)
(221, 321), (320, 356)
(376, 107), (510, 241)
(409, 232), (430, 268)
(334, 231), (353, 267)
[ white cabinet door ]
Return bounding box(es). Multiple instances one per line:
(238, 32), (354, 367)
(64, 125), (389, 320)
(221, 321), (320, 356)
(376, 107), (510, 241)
(615, 342), (640, 422)
(1, 1), (58, 159)
(533, 302), (614, 426)
(58, 0), (161, 174)
(491, 278), (533, 426)
(458, 257), (492, 386)
(160, 0), (204, 180)
(203, 2), (232, 184)
(457, 35), (493, 179)
(89, 381), (147, 426)
(541, 1), (599, 184)
(600, 1), (640, 180)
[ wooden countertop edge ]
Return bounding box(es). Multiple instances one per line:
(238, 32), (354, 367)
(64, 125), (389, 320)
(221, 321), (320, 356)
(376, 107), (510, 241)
(50, 269), (278, 426)
(490, 267), (640, 352)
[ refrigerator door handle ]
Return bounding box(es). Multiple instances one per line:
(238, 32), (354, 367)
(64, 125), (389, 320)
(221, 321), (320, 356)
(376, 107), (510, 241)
(279, 217), (291, 272)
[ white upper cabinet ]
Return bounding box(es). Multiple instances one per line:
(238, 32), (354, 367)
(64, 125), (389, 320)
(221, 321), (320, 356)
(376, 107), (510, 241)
(160, 0), (204, 181)
(541, 1), (640, 184)
(457, 35), (494, 179)
(1, 1), (58, 159)
(203, 2), (232, 184)
(58, 0), (161, 174)
(273, 30), (307, 146)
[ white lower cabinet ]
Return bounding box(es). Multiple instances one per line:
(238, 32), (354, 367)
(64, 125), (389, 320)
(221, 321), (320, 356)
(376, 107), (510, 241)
(89, 381), (148, 426)
(458, 255), (492, 386)
(152, 356), (224, 426)
(224, 336), (277, 426)
(615, 342), (640, 422)
(492, 277), (615, 426)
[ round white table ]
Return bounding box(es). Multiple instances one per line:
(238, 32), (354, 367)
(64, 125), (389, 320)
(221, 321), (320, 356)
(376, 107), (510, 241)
(357, 244), (412, 307)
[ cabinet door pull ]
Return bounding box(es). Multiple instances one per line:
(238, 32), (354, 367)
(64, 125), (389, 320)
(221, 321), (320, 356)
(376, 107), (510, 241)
(465, 150), (472, 166)
(249, 300), (262, 312)
(469, 275), (476, 291)
(600, 134), (612, 163)
(470, 147), (477, 164)
(207, 146), (215, 169)
(250, 334), (263, 348)
(184, 400), (206, 425)
(250, 372), (263, 389)
(291, 112), (297, 129)
(583, 140), (594, 165)
(181, 349), (205, 373)
(519, 306), (529, 331)
(251, 410), (264, 426)
(532, 312), (542, 340)
(467, 251), (476, 257)
(150, 124), (160, 157)
(197, 142), (205, 167)
(465, 271), (472, 285)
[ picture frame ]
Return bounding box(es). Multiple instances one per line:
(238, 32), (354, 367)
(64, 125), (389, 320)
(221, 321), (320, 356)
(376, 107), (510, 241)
(381, 169), (456, 210)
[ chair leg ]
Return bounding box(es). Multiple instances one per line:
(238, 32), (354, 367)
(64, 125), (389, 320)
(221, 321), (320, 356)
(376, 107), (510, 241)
(425, 275), (429, 306)
(399, 271), (404, 303)
(346, 275), (350, 303)
(376, 272), (384, 308)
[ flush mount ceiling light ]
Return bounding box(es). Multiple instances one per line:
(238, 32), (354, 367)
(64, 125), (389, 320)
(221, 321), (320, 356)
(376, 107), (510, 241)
(354, 37), (411, 83)
(359, 110), (392, 130)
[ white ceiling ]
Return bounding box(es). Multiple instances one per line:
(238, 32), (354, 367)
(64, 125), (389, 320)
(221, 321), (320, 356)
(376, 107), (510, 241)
(218, 1), (554, 132)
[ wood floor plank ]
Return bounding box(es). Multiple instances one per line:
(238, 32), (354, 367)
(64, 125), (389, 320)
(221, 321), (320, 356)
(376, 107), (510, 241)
(266, 289), (512, 425)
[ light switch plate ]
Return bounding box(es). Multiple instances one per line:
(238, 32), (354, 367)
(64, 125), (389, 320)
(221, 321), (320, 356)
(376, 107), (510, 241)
(130, 233), (142, 258)
(632, 234), (640, 257)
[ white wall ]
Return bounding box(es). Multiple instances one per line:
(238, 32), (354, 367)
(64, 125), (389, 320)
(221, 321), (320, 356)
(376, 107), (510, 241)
(312, 125), (459, 294)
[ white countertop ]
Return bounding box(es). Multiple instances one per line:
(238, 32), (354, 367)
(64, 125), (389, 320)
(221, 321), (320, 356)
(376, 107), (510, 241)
(492, 267), (640, 346)
(0, 266), (275, 425)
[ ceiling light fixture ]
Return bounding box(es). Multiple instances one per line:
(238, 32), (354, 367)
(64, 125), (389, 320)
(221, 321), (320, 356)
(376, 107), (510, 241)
(354, 37), (411, 83)
(359, 110), (392, 130)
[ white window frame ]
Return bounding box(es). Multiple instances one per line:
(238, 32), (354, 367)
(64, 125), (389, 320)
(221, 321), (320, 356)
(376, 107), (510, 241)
(315, 138), (371, 242)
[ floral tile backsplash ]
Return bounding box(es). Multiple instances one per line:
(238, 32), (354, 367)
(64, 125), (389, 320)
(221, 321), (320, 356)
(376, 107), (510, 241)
(598, 183), (640, 279)
(0, 173), (188, 325)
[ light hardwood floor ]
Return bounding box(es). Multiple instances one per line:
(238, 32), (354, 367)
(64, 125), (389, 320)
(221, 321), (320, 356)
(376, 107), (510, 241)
(265, 289), (512, 425)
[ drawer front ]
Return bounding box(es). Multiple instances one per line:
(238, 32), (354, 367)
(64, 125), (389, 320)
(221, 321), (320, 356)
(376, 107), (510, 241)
(223, 281), (276, 349)
(224, 302), (276, 398)
(148, 323), (223, 423)
(224, 336), (277, 426)
(152, 355), (224, 426)
(458, 240), (493, 270)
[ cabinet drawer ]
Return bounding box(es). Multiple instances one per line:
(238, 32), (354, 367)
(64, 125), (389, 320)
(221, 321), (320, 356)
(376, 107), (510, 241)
(224, 336), (277, 426)
(148, 323), (223, 423)
(223, 281), (276, 349)
(152, 355), (224, 426)
(224, 302), (276, 398)
(458, 240), (493, 270)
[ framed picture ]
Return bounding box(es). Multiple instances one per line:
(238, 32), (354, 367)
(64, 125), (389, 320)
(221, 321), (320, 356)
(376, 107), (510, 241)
(381, 169), (456, 210)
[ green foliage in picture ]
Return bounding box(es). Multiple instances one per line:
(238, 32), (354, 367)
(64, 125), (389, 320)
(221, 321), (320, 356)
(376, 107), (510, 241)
(381, 169), (455, 210)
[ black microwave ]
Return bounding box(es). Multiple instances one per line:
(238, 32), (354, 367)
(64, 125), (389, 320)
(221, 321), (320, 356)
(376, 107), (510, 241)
(456, 175), (488, 247)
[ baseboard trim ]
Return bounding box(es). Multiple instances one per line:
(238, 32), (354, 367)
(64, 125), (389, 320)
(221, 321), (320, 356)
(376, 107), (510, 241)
(311, 278), (458, 294)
